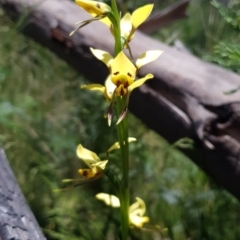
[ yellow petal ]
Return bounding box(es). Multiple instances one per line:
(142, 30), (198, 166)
(120, 13), (132, 40)
(75, 0), (111, 15)
(131, 4), (153, 29)
(130, 197), (146, 216)
(107, 142), (119, 153)
(76, 144), (101, 168)
(130, 215), (150, 228)
(81, 79), (114, 102)
(90, 48), (113, 67)
(107, 137), (137, 152)
(129, 197), (149, 228)
(96, 193), (120, 208)
(92, 160), (108, 171)
(110, 51), (136, 85)
(81, 83), (107, 100)
(128, 74), (153, 92)
(128, 4), (153, 41)
(127, 137), (137, 143)
(81, 83), (105, 93)
(135, 50), (163, 69)
(105, 75), (116, 100)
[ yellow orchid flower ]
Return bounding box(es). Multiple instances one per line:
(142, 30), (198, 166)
(70, 0), (112, 36)
(90, 48), (163, 96)
(82, 48), (163, 124)
(96, 193), (149, 228)
(129, 197), (149, 228)
(76, 144), (108, 179)
(76, 138), (136, 178)
(101, 4), (153, 44)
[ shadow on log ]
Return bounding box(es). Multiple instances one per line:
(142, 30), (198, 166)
(1, 0), (240, 206)
(0, 149), (46, 240)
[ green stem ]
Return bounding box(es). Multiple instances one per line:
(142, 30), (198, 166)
(116, 97), (129, 240)
(110, 1), (129, 239)
(110, 0), (122, 54)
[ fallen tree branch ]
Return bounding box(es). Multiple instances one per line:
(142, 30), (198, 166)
(1, 0), (240, 204)
(0, 149), (46, 240)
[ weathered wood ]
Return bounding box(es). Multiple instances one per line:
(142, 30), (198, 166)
(139, 0), (189, 34)
(0, 149), (46, 240)
(1, 0), (240, 203)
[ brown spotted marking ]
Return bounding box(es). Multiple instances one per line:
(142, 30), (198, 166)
(127, 72), (132, 77)
(82, 170), (88, 177)
(96, 3), (101, 9)
(120, 86), (125, 96)
(113, 71), (119, 75)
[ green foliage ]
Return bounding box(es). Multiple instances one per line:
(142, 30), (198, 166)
(212, 0), (240, 30)
(207, 1), (240, 74)
(1, 1), (240, 240)
(211, 42), (240, 71)
(172, 137), (194, 150)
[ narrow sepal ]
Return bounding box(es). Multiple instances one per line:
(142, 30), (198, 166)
(116, 105), (128, 125)
(70, 15), (106, 36)
(107, 101), (114, 126)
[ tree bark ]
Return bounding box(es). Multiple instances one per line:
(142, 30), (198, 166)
(139, 0), (189, 34)
(1, 0), (240, 204)
(0, 149), (46, 240)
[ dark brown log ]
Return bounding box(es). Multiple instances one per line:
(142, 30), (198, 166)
(1, 0), (240, 205)
(0, 149), (46, 240)
(139, 0), (189, 34)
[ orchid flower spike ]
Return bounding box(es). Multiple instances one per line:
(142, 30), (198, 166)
(70, 0), (112, 36)
(96, 193), (150, 228)
(83, 48), (163, 125)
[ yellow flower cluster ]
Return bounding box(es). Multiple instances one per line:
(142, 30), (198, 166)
(96, 193), (149, 228)
(75, 137), (154, 229)
(73, 0), (163, 125)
